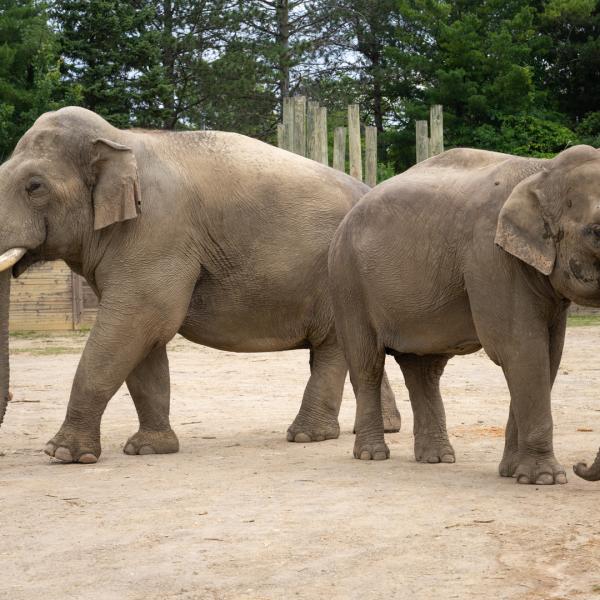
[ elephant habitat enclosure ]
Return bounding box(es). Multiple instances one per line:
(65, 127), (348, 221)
(2, 322), (600, 600)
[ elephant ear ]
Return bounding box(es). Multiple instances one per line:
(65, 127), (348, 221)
(495, 170), (556, 276)
(91, 138), (142, 230)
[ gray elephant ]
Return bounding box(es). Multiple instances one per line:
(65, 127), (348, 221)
(0, 106), (401, 463)
(329, 145), (600, 485)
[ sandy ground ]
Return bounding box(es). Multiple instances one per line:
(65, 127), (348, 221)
(1, 327), (600, 600)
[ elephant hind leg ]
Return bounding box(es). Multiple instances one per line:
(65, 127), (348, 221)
(123, 344), (179, 456)
(287, 335), (346, 443)
(396, 353), (455, 464)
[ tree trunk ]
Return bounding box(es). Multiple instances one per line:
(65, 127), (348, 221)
(0, 271), (10, 427)
(573, 450), (600, 481)
(276, 0), (290, 113)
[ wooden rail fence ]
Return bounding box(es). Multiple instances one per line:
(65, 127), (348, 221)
(277, 96), (379, 187)
(415, 105), (445, 163)
(9, 261), (97, 332)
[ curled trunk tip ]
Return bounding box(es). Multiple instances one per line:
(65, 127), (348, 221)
(573, 448), (600, 481)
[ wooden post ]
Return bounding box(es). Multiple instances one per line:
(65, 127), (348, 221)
(430, 104), (444, 156)
(415, 120), (430, 163)
(348, 104), (362, 181)
(333, 127), (347, 172)
(293, 95), (307, 156)
(282, 96), (294, 152)
(306, 100), (319, 161)
(71, 271), (83, 330)
(277, 124), (285, 149)
(318, 107), (328, 166)
(364, 126), (377, 187)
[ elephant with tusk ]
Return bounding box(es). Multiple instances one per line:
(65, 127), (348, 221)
(0, 106), (402, 463)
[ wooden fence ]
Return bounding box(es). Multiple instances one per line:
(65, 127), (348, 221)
(277, 97), (379, 187)
(9, 262), (97, 332)
(415, 105), (444, 163)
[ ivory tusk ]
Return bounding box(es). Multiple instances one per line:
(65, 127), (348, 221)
(0, 248), (26, 273)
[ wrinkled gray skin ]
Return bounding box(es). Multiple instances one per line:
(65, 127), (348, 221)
(0, 272), (9, 426)
(0, 106), (401, 463)
(329, 145), (600, 484)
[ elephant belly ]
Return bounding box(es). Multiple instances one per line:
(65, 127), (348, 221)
(178, 275), (328, 353)
(380, 294), (482, 357)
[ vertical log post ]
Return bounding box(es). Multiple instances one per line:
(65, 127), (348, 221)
(333, 127), (347, 172)
(415, 120), (430, 163)
(293, 95), (307, 157)
(277, 124), (285, 149)
(318, 106), (328, 166)
(430, 104), (444, 156)
(306, 100), (319, 161)
(348, 104), (362, 181)
(282, 96), (294, 152)
(364, 126), (377, 187)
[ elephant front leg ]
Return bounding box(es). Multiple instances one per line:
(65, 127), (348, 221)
(45, 299), (184, 464)
(123, 344), (179, 456)
(499, 309), (567, 480)
(502, 347), (567, 485)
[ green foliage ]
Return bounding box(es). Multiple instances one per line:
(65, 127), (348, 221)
(0, 0), (75, 158)
(0, 0), (597, 172)
(577, 112), (600, 147)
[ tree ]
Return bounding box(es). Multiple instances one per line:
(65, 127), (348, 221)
(534, 0), (600, 126)
(0, 0), (72, 158)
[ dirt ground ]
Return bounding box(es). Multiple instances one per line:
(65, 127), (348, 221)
(1, 324), (600, 600)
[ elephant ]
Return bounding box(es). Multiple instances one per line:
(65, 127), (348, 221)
(0, 106), (401, 464)
(329, 145), (600, 485)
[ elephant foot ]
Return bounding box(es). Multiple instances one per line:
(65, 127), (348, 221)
(353, 435), (390, 460)
(499, 449), (519, 477)
(124, 428), (179, 455)
(44, 424), (100, 464)
(287, 411), (340, 443)
(383, 408), (402, 433)
(512, 454), (567, 485)
(414, 432), (455, 464)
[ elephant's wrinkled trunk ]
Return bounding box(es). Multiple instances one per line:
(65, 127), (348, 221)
(573, 449), (600, 481)
(0, 270), (10, 427)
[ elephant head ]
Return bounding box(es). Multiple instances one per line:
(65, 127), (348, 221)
(495, 145), (600, 481)
(0, 107), (142, 429)
(495, 145), (600, 305)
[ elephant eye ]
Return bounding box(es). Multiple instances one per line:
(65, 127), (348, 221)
(585, 224), (600, 239)
(26, 178), (44, 195)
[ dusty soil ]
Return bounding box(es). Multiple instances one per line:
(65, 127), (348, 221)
(2, 326), (600, 600)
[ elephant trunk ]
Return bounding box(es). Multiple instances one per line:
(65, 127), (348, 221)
(573, 449), (600, 481)
(0, 269), (10, 427)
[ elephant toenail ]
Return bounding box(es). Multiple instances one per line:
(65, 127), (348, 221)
(54, 447), (73, 462)
(427, 456), (441, 463)
(79, 453), (98, 464)
(441, 454), (455, 463)
(359, 451), (371, 460)
(44, 443), (55, 457)
(516, 474), (531, 484)
(293, 433), (311, 443)
(123, 443), (135, 455)
(373, 451), (387, 460)
(138, 445), (156, 455)
(536, 473), (554, 485)
(555, 473), (567, 484)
